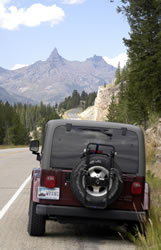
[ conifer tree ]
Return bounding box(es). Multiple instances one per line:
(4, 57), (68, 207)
(117, 0), (161, 115)
(81, 90), (88, 100)
(10, 113), (30, 145)
(114, 62), (121, 85)
(107, 94), (118, 122)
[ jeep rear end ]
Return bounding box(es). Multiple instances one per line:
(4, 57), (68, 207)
(28, 119), (150, 236)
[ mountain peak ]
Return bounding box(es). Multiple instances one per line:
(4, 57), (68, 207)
(87, 54), (104, 63)
(86, 54), (109, 68)
(47, 48), (60, 61)
(52, 48), (59, 56)
(92, 55), (103, 61)
(46, 48), (66, 67)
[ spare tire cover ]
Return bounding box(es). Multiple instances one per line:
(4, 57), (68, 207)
(70, 154), (123, 208)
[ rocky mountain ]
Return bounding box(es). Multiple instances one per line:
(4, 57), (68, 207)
(0, 48), (116, 105)
(79, 82), (120, 121)
(0, 86), (34, 104)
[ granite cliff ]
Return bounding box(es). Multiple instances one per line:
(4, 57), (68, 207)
(79, 82), (120, 121)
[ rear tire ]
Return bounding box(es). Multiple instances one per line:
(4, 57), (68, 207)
(28, 201), (46, 236)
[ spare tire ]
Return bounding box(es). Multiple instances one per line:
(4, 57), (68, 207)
(70, 154), (123, 209)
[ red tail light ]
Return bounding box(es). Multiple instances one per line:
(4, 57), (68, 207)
(45, 176), (56, 188)
(131, 182), (142, 195)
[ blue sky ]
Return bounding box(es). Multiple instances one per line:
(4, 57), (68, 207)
(0, 0), (129, 70)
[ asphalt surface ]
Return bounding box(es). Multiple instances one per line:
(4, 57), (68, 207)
(65, 107), (82, 120)
(0, 148), (135, 250)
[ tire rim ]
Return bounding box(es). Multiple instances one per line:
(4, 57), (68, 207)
(82, 165), (112, 197)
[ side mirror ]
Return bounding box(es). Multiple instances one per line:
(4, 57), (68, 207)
(30, 140), (39, 153)
(29, 140), (41, 161)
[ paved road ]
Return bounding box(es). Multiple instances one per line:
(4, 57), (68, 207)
(0, 148), (135, 250)
(65, 107), (82, 120)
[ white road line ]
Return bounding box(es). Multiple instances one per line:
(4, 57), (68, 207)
(0, 175), (31, 220)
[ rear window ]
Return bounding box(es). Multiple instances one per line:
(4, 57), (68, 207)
(50, 125), (139, 173)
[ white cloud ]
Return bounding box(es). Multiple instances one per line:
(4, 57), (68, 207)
(11, 64), (28, 70)
(0, 3), (65, 30)
(62, 0), (85, 4)
(103, 53), (128, 68)
(0, 0), (10, 5)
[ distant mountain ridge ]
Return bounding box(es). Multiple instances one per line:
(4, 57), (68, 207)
(0, 48), (116, 105)
(0, 86), (34, 104)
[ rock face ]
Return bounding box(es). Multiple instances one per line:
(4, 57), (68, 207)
(0, 86), (34, 104)
(80, 82), (120, 121)
(146, 119), (161, 161)
(145, 118), (161, 178)
(0, 48), (116, 105)
(94, 83), (120, 121)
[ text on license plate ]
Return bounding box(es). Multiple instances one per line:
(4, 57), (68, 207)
(37, 186), (60, 200)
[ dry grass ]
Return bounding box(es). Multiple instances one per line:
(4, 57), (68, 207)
(145, 140), (161, 179)
(126, 136), (161, 249)
(133, 171), (161, 249)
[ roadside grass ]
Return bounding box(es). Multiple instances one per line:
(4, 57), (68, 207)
(130, 139), (161, 249)
(132, 171), (161, 249)
(147, 113), (159, 128)
(0, 145), (28, 149)
(146, 141), (156, 167)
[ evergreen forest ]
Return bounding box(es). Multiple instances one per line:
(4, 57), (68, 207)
(0, 101), (60, 145)
(107, 0), (161, 129)
(58, 90), (97, 111)
(0, 89), (96, 146)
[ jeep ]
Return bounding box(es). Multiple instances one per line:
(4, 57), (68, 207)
(28, 119), (150, 236)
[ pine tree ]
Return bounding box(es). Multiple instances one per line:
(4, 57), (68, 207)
(0, 101), (5, 144)
(107, 94), (119, 122)
(71, 90), (80, 107)
(126, 81), (149, 129)
(117, 82), (129, 123)
(86, 92), (97, 108)
(81, 90), (88, 100)
(114, 62), (121, 85)
(10, 113), (30, 145)
(117, 0), (161, 116)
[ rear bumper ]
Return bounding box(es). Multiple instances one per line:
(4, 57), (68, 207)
(36, 204), (146, 222)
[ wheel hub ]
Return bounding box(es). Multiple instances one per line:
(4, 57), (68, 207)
(82, 165), (112, 197)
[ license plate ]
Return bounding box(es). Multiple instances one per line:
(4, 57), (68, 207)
(37, 186), (60, 200)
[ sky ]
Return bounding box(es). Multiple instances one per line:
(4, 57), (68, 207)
(0, 0), (130, 70)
